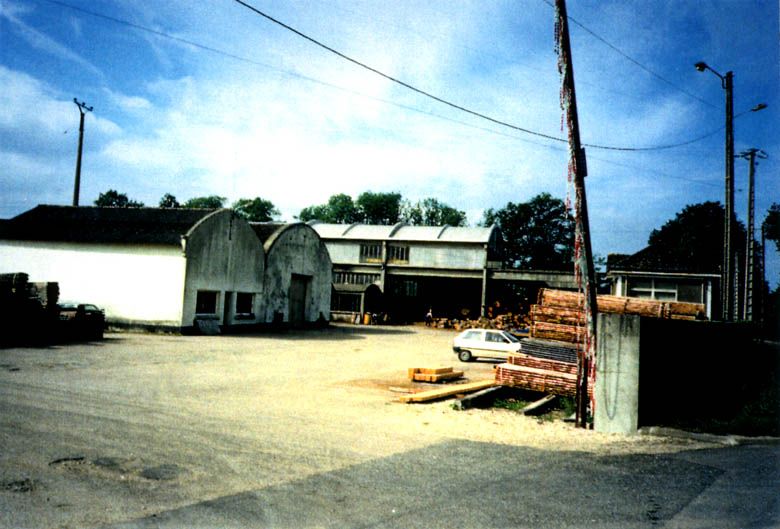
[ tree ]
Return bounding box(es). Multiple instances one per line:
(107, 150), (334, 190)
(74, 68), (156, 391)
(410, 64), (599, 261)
(356, 191), (402, 225)
(402, 198), (467, 227)
(94, 189), (144, 208)
(481, 193), (574, 270)
(232, 197), (280, 222)
(298, 193), (360, 223)
(182, 196), (226, 209)
(159, 193), (180, 208)
(763, 203), (780, 252)
(647, 201), (746, 272)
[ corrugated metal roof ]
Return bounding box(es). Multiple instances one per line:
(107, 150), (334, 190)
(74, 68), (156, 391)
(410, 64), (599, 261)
(0, 205), (219, 246)
(309, 222), (496, 244)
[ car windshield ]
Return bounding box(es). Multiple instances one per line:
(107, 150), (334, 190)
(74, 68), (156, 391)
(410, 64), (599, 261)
(502, 332), (520, 343)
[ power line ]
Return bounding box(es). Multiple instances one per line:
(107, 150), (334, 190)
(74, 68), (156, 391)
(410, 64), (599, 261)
(229, 0), (722, 152)
(40, 0), (739, 153)
(538, 0), (717, 109)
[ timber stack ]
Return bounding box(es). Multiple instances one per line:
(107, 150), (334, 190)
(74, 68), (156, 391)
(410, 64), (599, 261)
(530, 288), (706, 344)
(494, 289), (705, 397)
(0, 272), (59, 345)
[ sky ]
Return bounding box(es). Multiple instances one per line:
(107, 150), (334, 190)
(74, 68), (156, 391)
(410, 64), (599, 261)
(1, 0), (779, 286)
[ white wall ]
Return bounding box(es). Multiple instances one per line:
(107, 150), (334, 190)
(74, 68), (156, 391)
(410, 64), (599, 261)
(0, 240), (186, 325)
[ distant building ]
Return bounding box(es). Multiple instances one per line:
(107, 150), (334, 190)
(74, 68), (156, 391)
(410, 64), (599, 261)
(0, 206), (331, 332)
(606, 248), (719, 320)
(309, 222), (576, 322)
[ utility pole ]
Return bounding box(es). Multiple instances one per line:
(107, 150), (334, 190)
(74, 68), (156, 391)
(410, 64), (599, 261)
(724, 72), (735, 321)
(737, 148), (768, 322)
(72, 98), (93, 207)
(555, 0), (598, 428)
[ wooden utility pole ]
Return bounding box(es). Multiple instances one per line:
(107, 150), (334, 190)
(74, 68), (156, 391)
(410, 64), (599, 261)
(555, 0), (598, 428)
(72, 98), (93, 207)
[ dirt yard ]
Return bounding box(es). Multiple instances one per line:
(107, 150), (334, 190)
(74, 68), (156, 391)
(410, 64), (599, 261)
(0, 324), (713, 528)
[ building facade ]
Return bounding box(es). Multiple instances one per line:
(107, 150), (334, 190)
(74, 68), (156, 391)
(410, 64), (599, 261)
(0, 206), (331, 332)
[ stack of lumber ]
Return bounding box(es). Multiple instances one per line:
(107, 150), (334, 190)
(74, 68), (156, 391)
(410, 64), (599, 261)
(434, 312), (531, 333)
(494, 352), (581, 397)
(538, 288), (706, 320)
(521, 338), (578, 364)
(529, 289), (706, 344)
(0, 273), (59, 345)
(495, 362), (578, 397)
(407, 367), (464, 382)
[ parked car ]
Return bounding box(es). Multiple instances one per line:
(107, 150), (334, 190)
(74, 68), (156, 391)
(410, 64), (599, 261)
(452, 328), (522, 362)
(58, 302), (105, 340)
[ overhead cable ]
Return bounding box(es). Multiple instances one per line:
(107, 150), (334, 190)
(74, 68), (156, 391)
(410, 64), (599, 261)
(41, 0), (740, 153)
(538, 0), (717, 109)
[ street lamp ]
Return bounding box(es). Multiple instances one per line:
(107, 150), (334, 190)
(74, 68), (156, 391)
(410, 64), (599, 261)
(695, 61), (735, 321)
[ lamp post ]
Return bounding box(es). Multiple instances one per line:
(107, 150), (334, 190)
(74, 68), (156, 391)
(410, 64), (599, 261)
(695, 62), (734, 320)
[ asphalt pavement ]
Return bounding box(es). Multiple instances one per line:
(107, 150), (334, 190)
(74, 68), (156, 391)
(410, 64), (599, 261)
(101, 440), (779, 529)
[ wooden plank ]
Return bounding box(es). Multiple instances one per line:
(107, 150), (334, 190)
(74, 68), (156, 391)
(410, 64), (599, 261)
(412, 371), (464, 382)
(399, 380), (496, 403)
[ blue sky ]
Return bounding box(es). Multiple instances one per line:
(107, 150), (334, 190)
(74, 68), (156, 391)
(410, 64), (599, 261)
(1, 0), (778, 285)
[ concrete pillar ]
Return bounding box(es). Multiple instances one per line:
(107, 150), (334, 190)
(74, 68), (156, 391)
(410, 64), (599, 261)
(594, 313), (640, 434)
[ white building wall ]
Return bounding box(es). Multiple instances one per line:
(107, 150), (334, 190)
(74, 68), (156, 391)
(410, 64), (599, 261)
(323, 241), (360, 264)
(0, 240), (186, 325)
(408, 244), (485, 270)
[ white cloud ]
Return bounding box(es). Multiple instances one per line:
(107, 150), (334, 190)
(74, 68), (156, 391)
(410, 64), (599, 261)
(1, 2), (103, 79)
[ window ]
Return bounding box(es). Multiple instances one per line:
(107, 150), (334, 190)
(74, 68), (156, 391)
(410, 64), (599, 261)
(236, 293), (254, 315)
(333, 272), (380, 285)
(626, 278), (690, 302)
(332, 293), (361, 312)
(463, 330), (482, 341)
(359, 243), (382, 263)
(387, 244), (409, 264)
(392, 280), (418, 297)
(196, 291), (218, 314)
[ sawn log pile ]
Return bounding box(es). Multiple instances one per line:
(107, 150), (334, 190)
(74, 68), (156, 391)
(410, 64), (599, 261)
(494, 289), (706, 397)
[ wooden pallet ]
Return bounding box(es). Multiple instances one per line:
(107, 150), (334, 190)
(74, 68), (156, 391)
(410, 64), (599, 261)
(408, 367), (464, 382)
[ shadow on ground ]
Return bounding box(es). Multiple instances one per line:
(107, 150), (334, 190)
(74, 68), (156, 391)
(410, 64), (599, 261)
(99, 439), (779, 529)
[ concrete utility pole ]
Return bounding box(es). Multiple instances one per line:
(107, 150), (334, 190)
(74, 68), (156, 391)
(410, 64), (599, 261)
(694, 63), (734, 320)
(72, 98), (93, 207)
(737, 148), (768, 322)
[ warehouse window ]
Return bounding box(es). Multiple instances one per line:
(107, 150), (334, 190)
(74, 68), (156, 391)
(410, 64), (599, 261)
(387, 244), (409, 264)
(235, 292), (254, 317)
(333, 272), (380, 285)
(627, 279), (678, 301)
(195, 291), (219, 314)
(359, 243), (382, 263)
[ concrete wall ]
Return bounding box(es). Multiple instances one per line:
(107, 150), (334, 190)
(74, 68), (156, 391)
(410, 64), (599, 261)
(0, 240), (187, 327)
(594, 314), (641, 434)
(182, 210), (265, 327)
(263, 223), (332, 324)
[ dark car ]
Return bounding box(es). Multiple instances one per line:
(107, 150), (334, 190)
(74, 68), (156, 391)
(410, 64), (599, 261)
(58, 302), (105, 340)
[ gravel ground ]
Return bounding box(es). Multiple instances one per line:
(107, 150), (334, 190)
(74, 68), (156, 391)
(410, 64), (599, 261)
(0, 324), (716, 528)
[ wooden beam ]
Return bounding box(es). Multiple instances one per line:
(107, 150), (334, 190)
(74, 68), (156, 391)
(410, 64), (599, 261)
(399, 380), (496, 403)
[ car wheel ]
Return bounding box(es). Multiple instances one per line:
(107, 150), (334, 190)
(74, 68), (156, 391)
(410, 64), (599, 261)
(458, 350), (473, 362)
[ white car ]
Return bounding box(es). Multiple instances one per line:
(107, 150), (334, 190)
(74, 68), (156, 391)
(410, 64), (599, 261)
(452, 329), (522, 362)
